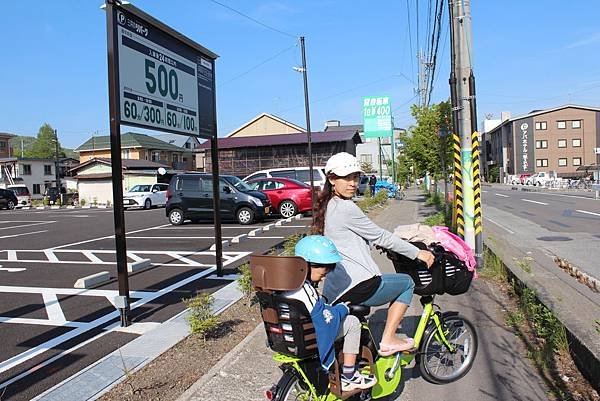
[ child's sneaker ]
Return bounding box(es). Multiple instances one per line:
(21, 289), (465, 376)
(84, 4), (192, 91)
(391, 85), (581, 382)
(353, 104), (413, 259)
(341, 370), (377, 392)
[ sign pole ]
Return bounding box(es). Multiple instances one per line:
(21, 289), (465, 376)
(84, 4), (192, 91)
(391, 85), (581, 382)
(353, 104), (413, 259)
(105, 0), (130, 327)
(210, 67), (223, 277)
(299, 37), (315, 221)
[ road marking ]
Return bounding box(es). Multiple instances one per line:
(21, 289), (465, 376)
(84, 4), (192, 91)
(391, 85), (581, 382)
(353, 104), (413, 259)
(0, 251), (250, 375)
(495, 193), (510, 198)
(576, 209), (600, 217)
(484, 216), (515, 234)
(127, 236), (235, 239)
(48, 224), (171, 250)
(482, 190), (488, 193)
(0, 230), (48, 239)
(249, 236), (285, 239)
(0, 267), (26, 273)
(0, 221), (55, 231)
(521, 199), (548, 205)
(42, 293), (66, 323)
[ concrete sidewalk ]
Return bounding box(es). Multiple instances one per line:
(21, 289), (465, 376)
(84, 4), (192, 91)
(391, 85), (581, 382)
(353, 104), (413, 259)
(177, 190), (553, 401)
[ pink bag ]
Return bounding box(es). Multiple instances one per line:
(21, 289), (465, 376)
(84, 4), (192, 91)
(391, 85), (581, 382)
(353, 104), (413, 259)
(431, 226), (477, 271)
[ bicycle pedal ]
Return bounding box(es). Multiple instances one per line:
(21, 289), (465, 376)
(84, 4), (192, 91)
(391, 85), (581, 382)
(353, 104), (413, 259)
(402, 347), (417, 355)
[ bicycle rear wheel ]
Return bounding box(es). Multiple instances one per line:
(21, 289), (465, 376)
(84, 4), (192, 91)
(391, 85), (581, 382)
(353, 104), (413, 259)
(418, 315), (478, 384)
(274, 370), (312, 401)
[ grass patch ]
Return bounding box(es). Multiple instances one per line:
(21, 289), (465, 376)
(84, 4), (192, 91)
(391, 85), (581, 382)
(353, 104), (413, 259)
(480, 247), (508, 281)
(514, 257), (533, 274)
(423, 211), (446, 226)
(422, 190), (451, 227)
(356, 189), (388, 212)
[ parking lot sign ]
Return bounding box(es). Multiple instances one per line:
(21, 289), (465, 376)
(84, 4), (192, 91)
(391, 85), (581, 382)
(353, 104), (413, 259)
(363, 96), (393, 138)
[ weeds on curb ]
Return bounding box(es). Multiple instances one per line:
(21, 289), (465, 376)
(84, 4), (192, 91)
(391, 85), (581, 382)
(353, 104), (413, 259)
(480, 248), (508, 281)
(282, 233), (303, 256)
(184, 292), (219, 342)
(237, 263), (255, 308)
(514, 257), (533, 274)
(357, 189), (388, 212)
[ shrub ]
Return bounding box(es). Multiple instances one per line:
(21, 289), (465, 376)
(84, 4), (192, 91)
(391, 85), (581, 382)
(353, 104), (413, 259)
(364, 186), (372, 198)
(80, 199), (86, 206)
(282, 233), (303, 256)
(237, 263), (254, 305)
(184, 292), (219, 342)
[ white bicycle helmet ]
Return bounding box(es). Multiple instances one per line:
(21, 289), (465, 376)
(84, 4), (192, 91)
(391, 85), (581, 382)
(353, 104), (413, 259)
(324, 152), (364, 177)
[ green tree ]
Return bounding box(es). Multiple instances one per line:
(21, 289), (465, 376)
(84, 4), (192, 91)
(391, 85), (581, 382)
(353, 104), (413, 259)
(25, 123), (66, 158)
(403, 101), (453, 182)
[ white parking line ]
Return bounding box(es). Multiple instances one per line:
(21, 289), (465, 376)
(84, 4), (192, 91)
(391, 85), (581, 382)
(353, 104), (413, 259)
(0, 230), (48, 239)
(0, 251), (250, 376)
(48, 224), (171, 250)
(576, 209), (600, 217)
(495, 193), (509, 198)
(41, 293), (66, 323)
(484, 216), (515, 234)
(521, 199), (548, 205)
(249, 236), (285, 239)
(0, 221), (55, 231)
(127, 236), (234, 239)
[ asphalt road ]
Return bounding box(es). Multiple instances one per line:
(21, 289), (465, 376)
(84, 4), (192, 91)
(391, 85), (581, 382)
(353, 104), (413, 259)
(481, 185), (600, 280)
(0, 206), (310, 401)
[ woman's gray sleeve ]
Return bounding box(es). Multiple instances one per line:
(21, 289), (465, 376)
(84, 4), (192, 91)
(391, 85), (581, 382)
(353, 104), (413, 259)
(344, 202), (420, 259)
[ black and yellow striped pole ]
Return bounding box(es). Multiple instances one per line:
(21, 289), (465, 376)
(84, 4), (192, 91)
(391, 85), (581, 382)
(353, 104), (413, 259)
(472, 132), (483, 252)
(452, 133), (465, 237)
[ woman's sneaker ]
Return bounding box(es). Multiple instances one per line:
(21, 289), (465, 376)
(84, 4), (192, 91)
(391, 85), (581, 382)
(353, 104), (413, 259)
(341, 371), (377, 392)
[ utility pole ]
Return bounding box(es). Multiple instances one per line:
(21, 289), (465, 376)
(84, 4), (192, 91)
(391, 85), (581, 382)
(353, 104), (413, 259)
(448, 0), (478, 255)
(54, 129), (60, 191)
(418, 50), (427, 107)
(299, 36), (315, 221)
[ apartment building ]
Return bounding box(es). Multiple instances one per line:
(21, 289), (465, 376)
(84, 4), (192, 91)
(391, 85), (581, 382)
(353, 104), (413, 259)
(483, 105), (600, 179)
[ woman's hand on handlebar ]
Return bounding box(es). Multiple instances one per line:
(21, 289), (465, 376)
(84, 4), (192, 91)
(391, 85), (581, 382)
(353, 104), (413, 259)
(416, 250), (435, 268)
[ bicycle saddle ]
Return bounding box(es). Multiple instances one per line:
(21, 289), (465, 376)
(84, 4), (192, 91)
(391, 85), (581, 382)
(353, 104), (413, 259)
(348, 304), (371, 318)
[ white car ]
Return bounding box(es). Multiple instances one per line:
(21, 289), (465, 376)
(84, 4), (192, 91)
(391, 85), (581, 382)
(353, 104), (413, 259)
(243, 166), (327, 189)
(123, 183), (169, 209)
(6, 184), (32, 208)
(525, 172), (551, 187)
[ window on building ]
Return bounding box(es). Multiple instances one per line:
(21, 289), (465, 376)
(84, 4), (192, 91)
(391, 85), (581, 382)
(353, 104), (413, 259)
(572, 120), (581, 129)
(535, 140), (548, 149)
(121, 149), (130, 159)
(557, 121), (566, 129)
(572, 138), (581, 147)
(33, 184), (41, 194)
(535, 121), (547, 130)
(360, 154), (373, 163)
(572, 157), (582, 166)
(185, 142), (191, 149)
(558, 139), (567, 148)
(0, 140), (6, 149)
(22, 164), (31, 175)
(536, 159), (548, 167)
(173, 154), (179, 163)
(558, 158), (567, 167)
(44, 165), (52, 175)
(151, 151), (161, 161)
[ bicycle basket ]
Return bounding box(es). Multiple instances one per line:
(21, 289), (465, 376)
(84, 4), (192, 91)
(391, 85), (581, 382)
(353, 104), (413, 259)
(385, 243), (474, 296)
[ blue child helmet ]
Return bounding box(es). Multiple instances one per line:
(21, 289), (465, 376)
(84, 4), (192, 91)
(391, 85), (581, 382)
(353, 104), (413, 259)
(294, 235), (342, 264)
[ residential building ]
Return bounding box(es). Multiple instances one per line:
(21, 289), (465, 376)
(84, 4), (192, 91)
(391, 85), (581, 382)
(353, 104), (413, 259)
(75, 132), (195, 170)
(0, 132), (14, 158)
(226, 113), (305, 138)
(325, 121), (404, 178)
(483, 105), (600, 180)
(69, 158), (170, 204)
(155, 133), (204, 172)
(199, 130), (361, 178)
(0, 157), (78, 198)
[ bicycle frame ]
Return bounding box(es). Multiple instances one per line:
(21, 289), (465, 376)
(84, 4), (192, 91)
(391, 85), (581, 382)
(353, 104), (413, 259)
(270, 296), (457, 400)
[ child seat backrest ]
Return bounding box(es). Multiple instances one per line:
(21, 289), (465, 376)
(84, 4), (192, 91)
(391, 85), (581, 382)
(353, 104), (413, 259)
(250, 254), (308, 292)
(250, 254), (318, 357)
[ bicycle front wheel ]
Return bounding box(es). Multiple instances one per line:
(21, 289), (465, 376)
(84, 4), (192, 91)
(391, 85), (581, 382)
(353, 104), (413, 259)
(274, 370), (312, 401)
(418, 315), (478, 384)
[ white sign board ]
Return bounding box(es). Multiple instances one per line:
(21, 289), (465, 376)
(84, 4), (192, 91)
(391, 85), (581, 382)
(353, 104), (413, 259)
(113, 7), (216, 138)
(594, 147), (600, 155)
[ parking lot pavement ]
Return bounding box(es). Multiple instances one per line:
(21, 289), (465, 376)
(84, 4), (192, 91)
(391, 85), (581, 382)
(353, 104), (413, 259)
(0, 207), (310, 400)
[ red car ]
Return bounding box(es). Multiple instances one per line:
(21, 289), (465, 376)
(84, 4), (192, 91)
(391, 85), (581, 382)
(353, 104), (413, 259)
(246, 177), (313, 218)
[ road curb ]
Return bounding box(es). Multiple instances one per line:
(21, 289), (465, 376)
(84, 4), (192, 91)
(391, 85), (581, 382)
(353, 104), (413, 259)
(176, 323), (264, 401)
(484, 237), (600, 391)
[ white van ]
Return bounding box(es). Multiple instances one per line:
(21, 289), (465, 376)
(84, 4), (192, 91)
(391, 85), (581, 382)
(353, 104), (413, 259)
(7, 184), (32, 207)
(243, 167), (327, 188)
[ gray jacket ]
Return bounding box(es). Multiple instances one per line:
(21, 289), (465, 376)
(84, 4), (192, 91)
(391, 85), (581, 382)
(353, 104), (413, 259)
(322, 197), (420, 302)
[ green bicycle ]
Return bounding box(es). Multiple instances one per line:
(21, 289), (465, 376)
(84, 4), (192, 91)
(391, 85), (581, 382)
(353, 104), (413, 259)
(251, 249), (478, 401)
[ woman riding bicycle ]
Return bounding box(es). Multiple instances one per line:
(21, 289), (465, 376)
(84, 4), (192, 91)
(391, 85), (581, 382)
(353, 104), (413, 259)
(313, 152), (435, 355)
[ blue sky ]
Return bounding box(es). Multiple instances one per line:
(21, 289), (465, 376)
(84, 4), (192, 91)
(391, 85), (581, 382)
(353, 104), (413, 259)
(1, 1), (600, 149)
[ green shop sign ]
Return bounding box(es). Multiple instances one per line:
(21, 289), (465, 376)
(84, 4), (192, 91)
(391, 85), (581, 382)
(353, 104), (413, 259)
(362, 95), (392, 138)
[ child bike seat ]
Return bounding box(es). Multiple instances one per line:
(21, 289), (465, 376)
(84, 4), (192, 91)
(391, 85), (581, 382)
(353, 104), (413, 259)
(348, 304), (370, 318)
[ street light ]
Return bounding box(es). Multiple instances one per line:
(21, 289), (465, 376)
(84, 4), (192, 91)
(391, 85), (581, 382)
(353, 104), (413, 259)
(294, 37), (315, 221)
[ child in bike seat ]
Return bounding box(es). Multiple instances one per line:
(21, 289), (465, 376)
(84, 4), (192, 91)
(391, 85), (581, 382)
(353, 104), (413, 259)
(282, 235), (377, 392)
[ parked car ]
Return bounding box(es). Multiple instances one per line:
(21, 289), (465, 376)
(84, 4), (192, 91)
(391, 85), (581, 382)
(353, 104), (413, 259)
(7, 184), (31, 207)
(165, 173), (271, 225)
(243, 167), (327, 189)
(357, 175), (369, 195)
(525, 172), (551, 187)
(0, 188), (18, 210)
(246, 177), (312, 218)
(43, 187), (61, 204)
(123, 183), (169, 209)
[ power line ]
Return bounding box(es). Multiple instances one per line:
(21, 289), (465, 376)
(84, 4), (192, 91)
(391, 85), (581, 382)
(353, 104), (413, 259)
(218, 42), (297, 87)
(209, 0), (298, 39)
